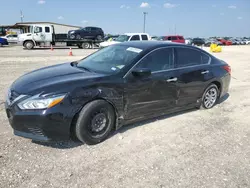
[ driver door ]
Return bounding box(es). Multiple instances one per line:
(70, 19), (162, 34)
(124, 47), (179, 120)
(33, 26), (45, 42)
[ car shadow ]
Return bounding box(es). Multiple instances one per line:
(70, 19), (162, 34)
(217, 93), (230, 104)
(115, 108), (198, 135)
(32, 139), (83, 149)
(31, 94), (230, 149)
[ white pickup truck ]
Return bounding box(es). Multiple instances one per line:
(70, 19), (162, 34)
(99, 33), (151, 48)
(18, 24), (103, 50)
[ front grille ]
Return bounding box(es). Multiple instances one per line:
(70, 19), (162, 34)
(27, 127), (45, 136)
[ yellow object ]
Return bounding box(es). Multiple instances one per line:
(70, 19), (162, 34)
(108, 38), (113, 42)
(210, 43), (222, 53)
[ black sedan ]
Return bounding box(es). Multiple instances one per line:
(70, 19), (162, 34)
(5, 41), (231, 145)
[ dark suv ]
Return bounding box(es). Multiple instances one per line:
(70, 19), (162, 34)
(68, 27), (104, 40)
(191, 38), (205, 46)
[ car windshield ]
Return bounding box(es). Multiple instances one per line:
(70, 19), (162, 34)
(76, 45), (143, 74)
(115, 35), (130, 42)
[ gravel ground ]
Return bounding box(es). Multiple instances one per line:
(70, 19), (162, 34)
(0, 45), (250, 188)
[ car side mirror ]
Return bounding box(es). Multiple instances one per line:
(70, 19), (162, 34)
(132, 68), (151, 78)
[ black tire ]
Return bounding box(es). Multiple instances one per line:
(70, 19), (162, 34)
(81, 42), (90, 49)
(75, 100), (115, 145)
(96, 35), (103, 40)
(201, 84), (219, 109)
(69, 34), (75, 39)
(24, 41), (34, 50)
(76, 34), (81, 40)
(0, 43), (2, 47)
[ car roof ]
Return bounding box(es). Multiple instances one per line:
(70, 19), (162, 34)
(117, 41), (188, 50)
(124, 33), (149, 36)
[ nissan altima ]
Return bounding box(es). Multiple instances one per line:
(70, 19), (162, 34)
(5, 41), (231, 145)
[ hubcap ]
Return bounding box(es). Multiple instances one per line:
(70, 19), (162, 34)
(27, 43), (33, 49)
(91, 113), (107, 132)
(204, 88), (217, 108)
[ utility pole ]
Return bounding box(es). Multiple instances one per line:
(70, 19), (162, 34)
(20, 10), (24, 22)
(143, 12), (148, 33)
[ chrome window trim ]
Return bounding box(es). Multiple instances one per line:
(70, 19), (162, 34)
(123, 45), (211, 78)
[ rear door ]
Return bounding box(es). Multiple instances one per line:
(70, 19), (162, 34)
(173, 47), (212, 106)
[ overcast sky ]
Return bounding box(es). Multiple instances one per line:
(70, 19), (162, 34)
(1, 0), (250, 37)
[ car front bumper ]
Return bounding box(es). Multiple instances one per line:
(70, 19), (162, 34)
(5, 102), (74, 142)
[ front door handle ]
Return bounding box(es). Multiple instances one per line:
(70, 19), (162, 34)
(201, 70), (209, 74)
(166, 77), (178, 82)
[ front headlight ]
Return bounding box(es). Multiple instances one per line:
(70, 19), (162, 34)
(70, 31), (75, 34)
(18, 94), (66, 110)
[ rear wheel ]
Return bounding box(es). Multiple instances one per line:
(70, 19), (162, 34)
(75, 100), (115, 145)
(24, 41), (34, 50)
(201, 84), (219, 109)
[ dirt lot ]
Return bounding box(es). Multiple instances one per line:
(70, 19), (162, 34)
(0, 45), (250, 188)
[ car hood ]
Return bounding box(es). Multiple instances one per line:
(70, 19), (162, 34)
(10, 62), (105, 94)
(99, 41), (120, 47)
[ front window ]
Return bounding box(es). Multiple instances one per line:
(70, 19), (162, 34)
(76, 45), (143, 74)
(115, 35), (130, 42)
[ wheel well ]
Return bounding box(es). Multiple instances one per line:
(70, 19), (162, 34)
(69, 98), (118, 139)
(211, 81), (221, 94)
(23, 40), (34, 47)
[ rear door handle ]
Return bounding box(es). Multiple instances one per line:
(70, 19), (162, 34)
(166, 77), (178, 82)
(201, 70), (209, 74)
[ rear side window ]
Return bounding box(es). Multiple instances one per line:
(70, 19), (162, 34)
(178, 36), (184, 40)
(130, 35), (140, 41)
(172, 36), (178, 40)
(175, 47), (210, 68)
(141, 35), (148, 40)
(45, 27), (50, 33)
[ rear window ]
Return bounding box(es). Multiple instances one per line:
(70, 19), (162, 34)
(130, 35), (140, 41)
(45, 27), (50, 33)
(141, 35), (148, 40)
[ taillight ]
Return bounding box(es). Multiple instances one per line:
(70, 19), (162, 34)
(223, 65), (231, 75)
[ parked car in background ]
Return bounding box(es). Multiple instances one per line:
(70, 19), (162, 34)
(185, 38), (192, 45)
(5, 41), (231, 145)
(245, 39), (250, 45)
(0, 37), (8, 46)
(2, 34), (18, 43)
(217, 38), (232, 46)
(191, 38), (205, 46)
(99, 33), (150, 48)
(159, 35), (185, 43)
(68, 26), (104, 40)
(205, 39), (222, 47)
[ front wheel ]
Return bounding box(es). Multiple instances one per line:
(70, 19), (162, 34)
(201, 84), (219, 109)
(24, 41), (34, 50)
(75, 100), (115, 145)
